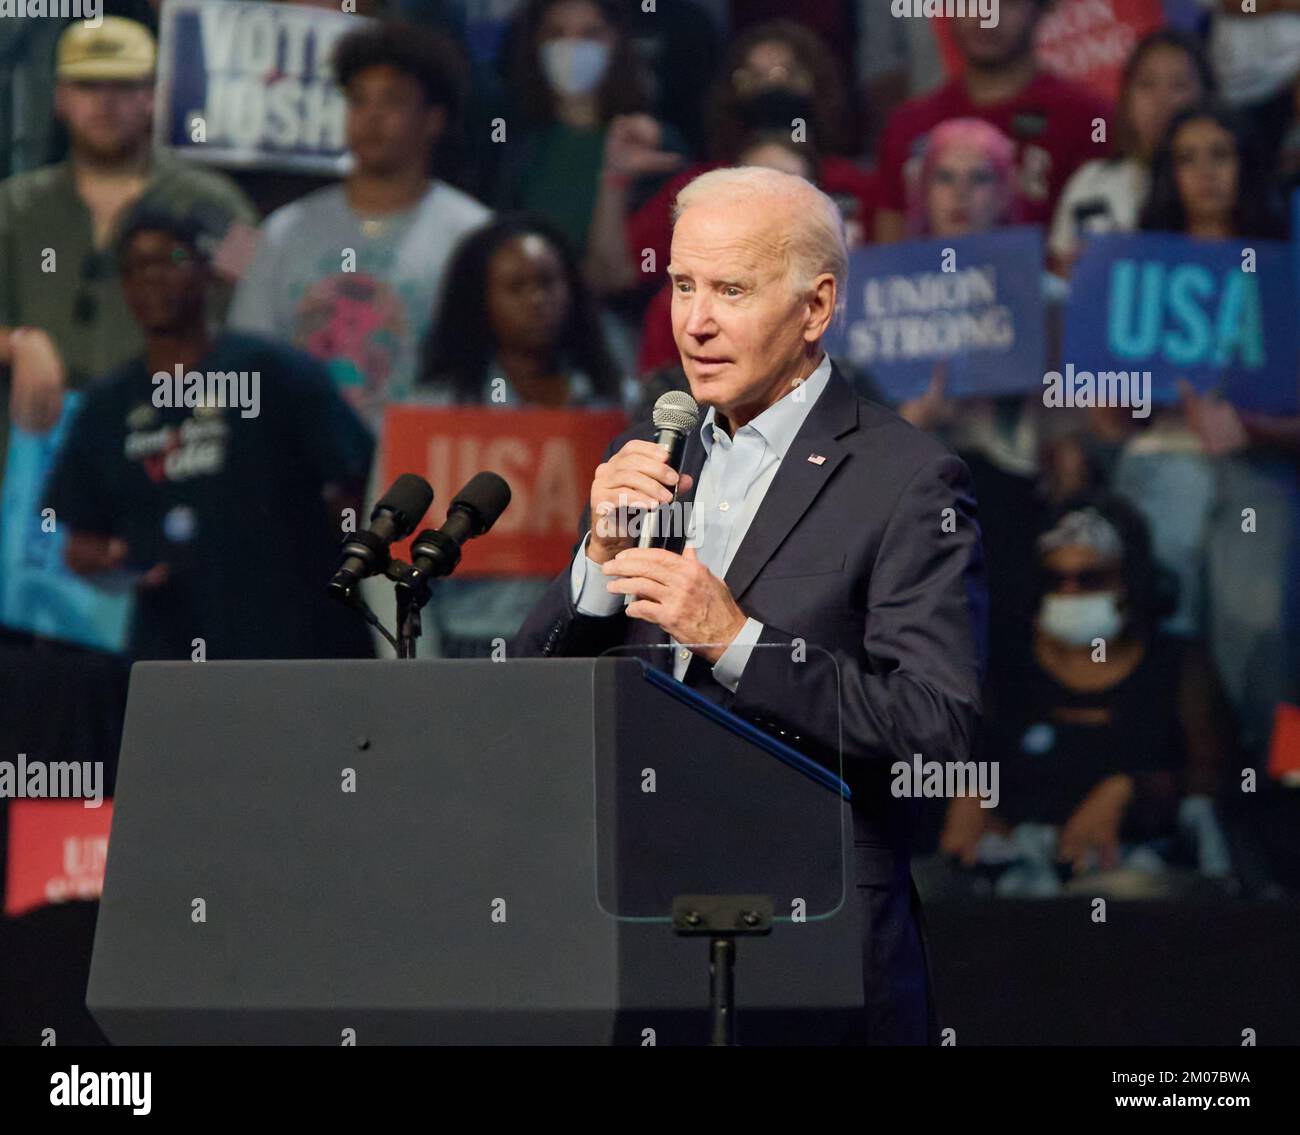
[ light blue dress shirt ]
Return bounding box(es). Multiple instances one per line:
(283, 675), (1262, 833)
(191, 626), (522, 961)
(569, 352), (834, 690)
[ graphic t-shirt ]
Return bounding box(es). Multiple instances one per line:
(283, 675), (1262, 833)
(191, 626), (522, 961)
(228, 182), (491, 427)
(1048, 157), (1148, 261)
(43, 333), (376, 661)
(876, 72), (1112, 228)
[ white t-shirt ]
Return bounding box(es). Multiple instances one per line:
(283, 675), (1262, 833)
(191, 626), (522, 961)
(1199, 3), (1300, 105)
(1048, 157), (1149, 261)
(229, 181), (491, 429)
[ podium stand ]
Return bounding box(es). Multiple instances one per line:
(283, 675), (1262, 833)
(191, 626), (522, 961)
(87, 657), (862, 1045)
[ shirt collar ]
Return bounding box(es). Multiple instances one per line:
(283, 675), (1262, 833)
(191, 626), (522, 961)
(699, 352), (833, 458)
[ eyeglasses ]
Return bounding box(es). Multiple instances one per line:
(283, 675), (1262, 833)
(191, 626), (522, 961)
(119, 246), (195, 278)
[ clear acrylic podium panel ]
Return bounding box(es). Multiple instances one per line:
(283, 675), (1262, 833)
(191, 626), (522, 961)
(593, 645), (847, 924)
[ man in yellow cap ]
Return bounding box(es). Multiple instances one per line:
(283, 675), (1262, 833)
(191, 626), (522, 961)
(0, 16), (256, 488)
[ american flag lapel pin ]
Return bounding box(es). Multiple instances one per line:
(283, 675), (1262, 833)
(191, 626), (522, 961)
(807, 453), (827, 465)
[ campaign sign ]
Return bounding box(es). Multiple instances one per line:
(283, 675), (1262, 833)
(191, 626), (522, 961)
(1063, 233), (1298, 412)
(824, 227), (1047, 402)
(155, 0), (366, 174)
(0, 393), (132, 653)
(381, 406), (628, 577)
(4, 799), (114, 917)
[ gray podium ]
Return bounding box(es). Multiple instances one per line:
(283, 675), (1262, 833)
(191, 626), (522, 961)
(87, 657), (862, 1045)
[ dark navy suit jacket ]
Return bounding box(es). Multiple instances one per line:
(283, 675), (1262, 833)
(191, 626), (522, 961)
(513, 364), (988, 1043)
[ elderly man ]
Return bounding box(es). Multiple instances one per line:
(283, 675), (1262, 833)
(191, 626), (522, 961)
(514, 166), (987, 1045)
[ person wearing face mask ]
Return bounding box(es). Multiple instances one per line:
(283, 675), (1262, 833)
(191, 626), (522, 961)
(583, 19), (876, 298)
(491, 0), (690, 261)
(937, 499), (1237, 898)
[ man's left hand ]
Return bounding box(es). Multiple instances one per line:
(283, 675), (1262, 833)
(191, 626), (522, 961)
(602, 544), (747, 664)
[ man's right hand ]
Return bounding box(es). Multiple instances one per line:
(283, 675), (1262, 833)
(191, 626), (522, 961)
(588, 439), (693, 565)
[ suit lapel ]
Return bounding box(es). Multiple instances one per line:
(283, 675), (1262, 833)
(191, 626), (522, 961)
(722, 366), (859, 602)
(635, 365), (859, 660)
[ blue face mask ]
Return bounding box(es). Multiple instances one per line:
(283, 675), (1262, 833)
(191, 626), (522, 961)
(1038, 592), (1123, 647)
(539, 38), (610, 97)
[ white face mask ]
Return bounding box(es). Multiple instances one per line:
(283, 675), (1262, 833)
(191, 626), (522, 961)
(1038, 592), (1123, 647)
(539, 37), (611, 97)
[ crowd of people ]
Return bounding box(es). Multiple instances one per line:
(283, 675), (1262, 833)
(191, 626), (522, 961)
(1, 0), (1298, 899)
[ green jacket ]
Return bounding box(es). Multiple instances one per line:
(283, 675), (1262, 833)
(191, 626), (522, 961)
(0, 148), (257, 480)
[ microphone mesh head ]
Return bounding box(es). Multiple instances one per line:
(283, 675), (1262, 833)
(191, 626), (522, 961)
(652, 390), (700, 434)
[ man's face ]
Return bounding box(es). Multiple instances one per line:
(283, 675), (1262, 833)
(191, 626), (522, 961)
(667, 199), (829, 423)
(55, 80), (153, 161)
(952, 0), (1043, 71)
(345, 64), (444, 177)
(120, 231), (208, 334)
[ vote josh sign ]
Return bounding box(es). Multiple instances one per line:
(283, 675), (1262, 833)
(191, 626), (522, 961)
(824, 226), (1047, 402)
(1062, 233), (1298, 412)
(155, 0), (364, 174)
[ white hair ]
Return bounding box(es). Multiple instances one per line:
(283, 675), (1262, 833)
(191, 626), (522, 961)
(671, 166), (848, 302)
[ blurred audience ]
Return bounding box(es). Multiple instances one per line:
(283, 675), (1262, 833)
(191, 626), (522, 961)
(43, 208), (374, 662)
(416, 212), (630, 655)
(229, 20), (490, 429)
(893, 118), (1048, 669)
(0, 17), (255, 492)
(585, 18), (874, 301)
(491, 0), (689, 259)
(1050, 28), (1215, 276)
(937, 497), (1236, 899)
(875, 0), (1111, 241)
(1107, 104), (1299, 759)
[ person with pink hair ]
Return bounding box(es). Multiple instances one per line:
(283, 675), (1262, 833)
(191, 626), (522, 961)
(905, 117), (1023, 238)
(898, 117), (1045, 486)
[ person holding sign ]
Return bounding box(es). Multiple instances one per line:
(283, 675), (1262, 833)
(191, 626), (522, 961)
(1106, 102), (1300, 760)
(1049, 28), (1215, 276)
(893, 118), (1051, 670)
(514, 166), (988, 1045)
(415, 212), (631, 657)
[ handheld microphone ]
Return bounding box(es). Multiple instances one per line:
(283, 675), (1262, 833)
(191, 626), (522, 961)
(408, 472), (512, 582)
(329, 473), (433, 602)
(637, 390), (699, 550)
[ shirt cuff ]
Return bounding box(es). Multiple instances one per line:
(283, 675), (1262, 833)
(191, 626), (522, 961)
(569, 531), (624, 617)
(710, 617), (764, 693)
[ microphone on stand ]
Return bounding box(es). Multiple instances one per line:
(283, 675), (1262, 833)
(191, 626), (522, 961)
(407, 472), (513, 585)
(328, 473), (433, 604)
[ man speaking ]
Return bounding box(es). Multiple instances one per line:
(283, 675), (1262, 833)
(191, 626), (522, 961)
(514, 167), (987, 1045)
